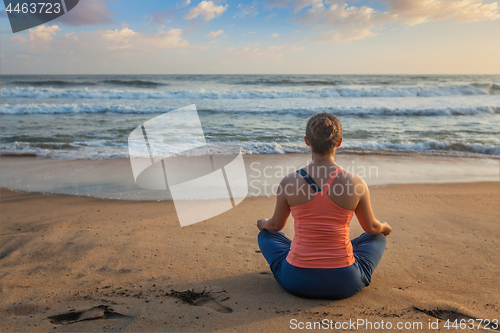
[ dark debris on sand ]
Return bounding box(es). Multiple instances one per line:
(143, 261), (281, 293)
(167, 289), (211, 305)
(167, 288), (226, 305)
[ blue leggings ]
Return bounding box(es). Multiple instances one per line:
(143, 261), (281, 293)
(258, 230), (386, 299)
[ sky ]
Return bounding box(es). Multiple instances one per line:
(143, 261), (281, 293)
(1, 0), (499, 74)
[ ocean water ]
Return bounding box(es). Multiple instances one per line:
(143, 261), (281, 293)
(1, 74), (499, 159)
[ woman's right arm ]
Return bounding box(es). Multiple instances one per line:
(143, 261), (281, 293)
(256, 177), (291, 232)
(354, 179), (392, 236)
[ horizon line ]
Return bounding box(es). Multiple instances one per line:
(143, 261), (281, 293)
(2, 73), (500, 76)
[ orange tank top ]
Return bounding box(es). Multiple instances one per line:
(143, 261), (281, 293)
(286, 167), (355, 269)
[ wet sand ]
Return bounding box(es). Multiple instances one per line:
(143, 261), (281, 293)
(0, 181), (498, 332)
(1, 154), (498, 200)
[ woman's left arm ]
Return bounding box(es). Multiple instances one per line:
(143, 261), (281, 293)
(257, 178), (291, 232)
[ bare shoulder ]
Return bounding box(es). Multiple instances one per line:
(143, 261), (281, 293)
(338, 167), (367, 187)
(280, 171), (301, 186)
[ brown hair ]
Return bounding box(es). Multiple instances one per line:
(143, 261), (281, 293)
(305, 112), (342, 155)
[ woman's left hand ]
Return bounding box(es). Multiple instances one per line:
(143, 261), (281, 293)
(257, 219), (268, 231)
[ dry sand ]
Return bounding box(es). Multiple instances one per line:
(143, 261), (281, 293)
(0, 182), (499, 332)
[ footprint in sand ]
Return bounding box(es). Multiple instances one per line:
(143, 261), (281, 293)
(167, 289), (232, 314)
(414, 301), (499, 331)
(48, 305), (130, 325)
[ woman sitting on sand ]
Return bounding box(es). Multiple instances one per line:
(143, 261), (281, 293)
(257, 112), (392, 299)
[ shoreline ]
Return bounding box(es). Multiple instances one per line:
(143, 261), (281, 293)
(2, 149), (500, 160)
(2, 180), (499, 202)
(0, 153), (498, 201)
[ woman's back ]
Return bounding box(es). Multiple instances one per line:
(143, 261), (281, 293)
(285, 166), (356, 268)
(284, 164), (362, 211)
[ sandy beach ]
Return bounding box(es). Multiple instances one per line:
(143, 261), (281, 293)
(0, 173), (498, 331)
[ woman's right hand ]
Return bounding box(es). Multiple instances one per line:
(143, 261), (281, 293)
(257, 219), (268, 231)
(381, 222), (392, 236)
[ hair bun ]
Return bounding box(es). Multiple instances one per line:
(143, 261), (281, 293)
(311, 117), (336, 141)
(305, 112), (342, 155)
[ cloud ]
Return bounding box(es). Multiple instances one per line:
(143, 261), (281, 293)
(7, 25), (197, 73)
(267, 45), (286, 51)
(217, 44), (307, 69)
(184, 1), (228, 21)
(207, 29), (224, 38)
(13, 26), (190, 52)
(266, 13), (276, 21)
(220, 45), (307, 65)
(179, 0), (191, 7)
(54, 0), (114, 26)
(147, 10), (176, 25)
(295, 3), (390, 29)
(222, 45), (285, 60)
(301, 1), (500, 29)
(12, 25), (61, 50)
(265, 0), (323, 12)
(100, 27), (190, 50)
(317, 28), (376, 42)
(235, 3), (259, 18)
(266, 0), (500, 42)
(264, 0), (291, 9)
(386, 0), (500, 25)
(287, 46), (306, 52)
(248, 31), (257, 34)
(99, 27), (138, 49)
(272, 33), (279, 37)
(16, 25), (61, 42)
(16, 54), (31, 60)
